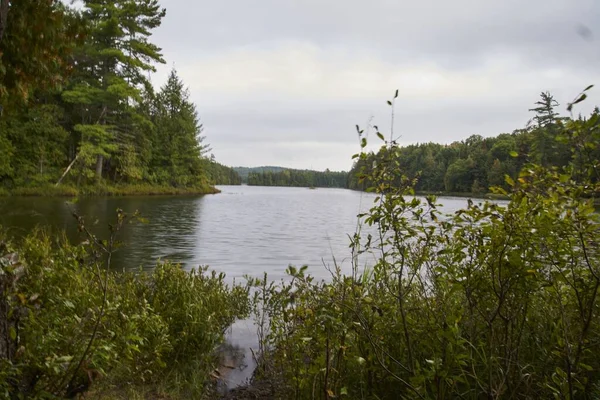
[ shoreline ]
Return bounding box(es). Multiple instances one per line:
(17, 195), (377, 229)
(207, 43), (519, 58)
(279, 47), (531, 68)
(414, 190), (510, 201)
(0, 184), (222, 197)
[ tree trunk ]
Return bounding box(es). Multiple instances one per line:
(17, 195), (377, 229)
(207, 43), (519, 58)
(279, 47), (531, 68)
(56, 154), (79, 186)
(0, 0), (9, 44)
(95, 154), (103, 179)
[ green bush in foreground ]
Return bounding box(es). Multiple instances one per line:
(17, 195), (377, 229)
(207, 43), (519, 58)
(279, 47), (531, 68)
(0, 225), (249, 398)
(253, 90), (600, 399)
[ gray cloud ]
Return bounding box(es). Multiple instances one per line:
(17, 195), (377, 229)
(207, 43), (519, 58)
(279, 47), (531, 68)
(152, 0), (600, 170)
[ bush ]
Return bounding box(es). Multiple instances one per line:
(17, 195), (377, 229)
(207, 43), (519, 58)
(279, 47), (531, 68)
(253, 93), (600, 399)
(0, 226), (249, 398)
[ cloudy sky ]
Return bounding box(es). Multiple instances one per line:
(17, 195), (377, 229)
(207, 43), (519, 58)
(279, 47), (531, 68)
(150, 0), (600, 171)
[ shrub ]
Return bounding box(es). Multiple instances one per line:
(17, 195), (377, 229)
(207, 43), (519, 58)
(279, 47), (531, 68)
(253, 92), (600, 399)
(0, 224), (249, 398)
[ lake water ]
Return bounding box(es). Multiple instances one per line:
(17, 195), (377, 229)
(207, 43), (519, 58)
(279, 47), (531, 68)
(0, 185), (483, 388)
(0, 185), (478, 279)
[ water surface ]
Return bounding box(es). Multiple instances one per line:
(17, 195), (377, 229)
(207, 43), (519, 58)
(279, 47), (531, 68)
(0, 186), (477, 279)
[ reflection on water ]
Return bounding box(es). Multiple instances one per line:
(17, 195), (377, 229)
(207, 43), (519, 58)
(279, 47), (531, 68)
(0, 186), (486, 390)
(0, 195), (205, 272)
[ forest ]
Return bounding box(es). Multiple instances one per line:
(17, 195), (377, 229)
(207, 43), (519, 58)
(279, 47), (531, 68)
(233, 166), (288, 183)
(247, 168), (348, 188)
(0, 0), (240, 195)
(349, 92), (600, 194)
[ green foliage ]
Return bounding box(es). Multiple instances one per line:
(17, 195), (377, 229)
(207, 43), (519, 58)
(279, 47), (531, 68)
(202, 158), (242, 185)
(145, 69), (210, 187)
(0, 2), (227, 194)
(0, 125), (13, 179)
(348, 92), (598, 195)
(0, 226), (249, 398)
(248, 168), (348, 188)
(0, 0), (82, 102)
(233, 166), (289, 182)
(253, 91), (600, 399)
(61, 0), (166, 181)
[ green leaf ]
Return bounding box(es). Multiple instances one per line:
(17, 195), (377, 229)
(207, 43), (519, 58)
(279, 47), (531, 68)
(509, 151), (518, 157)
(574, 93), (587, 104)
(9, 327), (16, 341)
(580, 363), (594, 371)
(376, 132), (385, 141)
(387, 100), (392, 106)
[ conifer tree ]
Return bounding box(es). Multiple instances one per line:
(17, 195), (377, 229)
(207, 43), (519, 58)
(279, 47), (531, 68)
(61, 0), (165, 182)
(152, 69), (210, 186)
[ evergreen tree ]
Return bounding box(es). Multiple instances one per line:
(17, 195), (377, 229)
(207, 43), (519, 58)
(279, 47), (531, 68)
(152, 69), (209, 186)
(529, 92), (566, 167)
(61, 0), (165, 182)
(0, 0), (82, 103)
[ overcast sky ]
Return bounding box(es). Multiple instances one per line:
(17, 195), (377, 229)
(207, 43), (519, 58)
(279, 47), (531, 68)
(150, 0), (600, 171)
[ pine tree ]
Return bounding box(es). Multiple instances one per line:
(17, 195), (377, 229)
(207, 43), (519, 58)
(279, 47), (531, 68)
(152, 69), (209, 186)
(529, 92), (566, 167)
(0, 0), (82, 103)
(61, 0), (165, 182)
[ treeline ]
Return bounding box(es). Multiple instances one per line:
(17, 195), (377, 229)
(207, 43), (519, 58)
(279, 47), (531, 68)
(248, 168), (349, 188)
(0, 0), (227, 193)
(203, 159), (242, 185)
(350, 92), (600, 193)
(233, 166), (287, 183)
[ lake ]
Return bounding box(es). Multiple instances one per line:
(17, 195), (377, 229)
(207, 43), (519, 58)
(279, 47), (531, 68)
(0, 185), (483, 389)
(0, 185), (478, 279)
